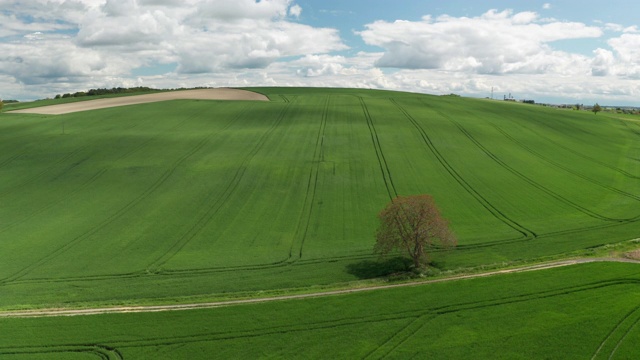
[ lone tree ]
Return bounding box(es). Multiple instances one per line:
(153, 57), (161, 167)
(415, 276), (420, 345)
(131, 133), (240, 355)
(374, 195), (457, 270)
(592, 103), (602, 115)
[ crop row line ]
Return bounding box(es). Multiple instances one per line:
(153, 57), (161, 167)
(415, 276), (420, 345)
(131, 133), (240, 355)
(7, 272), (637, 358)
(4, 249), (377, 286)
(1, 135), (209, 284)
(0, 105), (151, 197)
(390, 98), (535, 240)
(0, 153), (20, 170)
(360, 96), (397, 200)
(518, 116), (639, 179)
(0, 106), (216, 285)
(152, 100), (309, 274)
(2, 104), (273, 285)
(145, 103), (273, 271)
(4, 260), (637, 318)
(0, 103), (197, 236)
(619, 119), (640, 137)
(453, 121), (635, 222)
(287, 96), (330, 262)
(0, 144), (91, 199)
(0, 168), (107, 236)
(89, 313), (423, 352)
(591, 304), (640, 360)
(364, 314), (432, 360)
(493, 125), (640, 203)
(0, 344), (123, 360)
(432, 279), (640, 318)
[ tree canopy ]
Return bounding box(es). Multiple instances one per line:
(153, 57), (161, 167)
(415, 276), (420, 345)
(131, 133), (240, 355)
(374, 195), (457, 270)
(592, 103), (602, 114)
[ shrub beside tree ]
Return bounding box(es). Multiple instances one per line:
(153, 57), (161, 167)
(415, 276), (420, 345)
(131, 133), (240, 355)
(374, 194), (457, 271)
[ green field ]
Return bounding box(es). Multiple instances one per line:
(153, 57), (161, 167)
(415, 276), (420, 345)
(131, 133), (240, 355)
(0, 87), (639, 309)
(1, 262), (640, 359)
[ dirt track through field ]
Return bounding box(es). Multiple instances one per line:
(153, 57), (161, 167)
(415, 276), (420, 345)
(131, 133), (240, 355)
(1, 257), (638, 318)
(9, 88), (269, 115)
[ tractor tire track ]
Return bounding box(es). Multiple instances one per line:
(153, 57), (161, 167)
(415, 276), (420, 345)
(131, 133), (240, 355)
(619, 119), (640, 137)
(493, 125), (640, 203)
(146, 102), (292, 272)
(2, 258), (637, 319)
(364, 315), (432, 360)
(0, 107), (139, 197)
(92, 313), (419, 353)
(0, 103), (197, 235)
(453, 121), (636, 222)
(390, 98), (535, 239)
(359, 96), (398, 200)
(516, 120), (639, 180)
(0, 144), (92, 198)
(3, 260), (638, 360)
(5, 249), (377, 286)
(0, 136), (210, 284)
(0, 168), (108, 235)
(0, 108), (217, 284)
(287, 96), (330, 262)
(608, 315), (640, 359)
(0, 344), (123, 360)
(0, 153), (21, 169)
(591, 305), (640, 360)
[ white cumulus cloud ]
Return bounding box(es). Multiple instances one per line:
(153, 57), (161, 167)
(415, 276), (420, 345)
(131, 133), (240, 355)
(359, 9), (602, 75)
(0, 0), (346, 97)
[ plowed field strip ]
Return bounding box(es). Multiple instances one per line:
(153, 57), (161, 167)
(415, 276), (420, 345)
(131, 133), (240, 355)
(9, 88), (269, 115)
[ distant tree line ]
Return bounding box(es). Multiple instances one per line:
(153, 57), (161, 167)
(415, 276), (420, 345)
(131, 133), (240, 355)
(0, 99), (19, 112)
(54, 86), (157, 99)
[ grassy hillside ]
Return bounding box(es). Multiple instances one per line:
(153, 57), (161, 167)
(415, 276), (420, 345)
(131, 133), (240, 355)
(2, 262), (640, 359)
(0, 88), (638, 308)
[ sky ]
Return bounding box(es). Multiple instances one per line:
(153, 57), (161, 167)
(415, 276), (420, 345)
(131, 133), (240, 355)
(1, 0), (640, 105)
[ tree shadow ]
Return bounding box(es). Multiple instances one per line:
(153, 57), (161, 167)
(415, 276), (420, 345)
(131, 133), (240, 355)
(346, 256), (413, 279)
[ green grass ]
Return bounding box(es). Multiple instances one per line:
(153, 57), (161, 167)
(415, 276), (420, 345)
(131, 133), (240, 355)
(1, 262), (640, 359)
(0, 88), (639, 309)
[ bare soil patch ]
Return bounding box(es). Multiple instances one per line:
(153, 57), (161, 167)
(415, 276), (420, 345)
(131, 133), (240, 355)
(624, 249), (640, 260)
(9, 88), (269, 115)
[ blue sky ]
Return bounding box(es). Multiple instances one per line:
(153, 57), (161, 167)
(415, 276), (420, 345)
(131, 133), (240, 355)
(1, 0), (640, 105)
